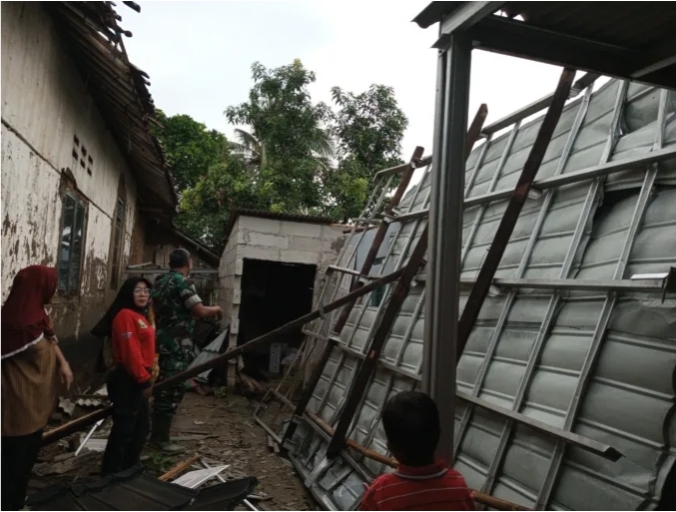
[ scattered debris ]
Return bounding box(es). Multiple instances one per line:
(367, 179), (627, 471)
(34, 450), (99, 476)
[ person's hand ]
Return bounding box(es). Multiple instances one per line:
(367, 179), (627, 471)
(214, 306), (223, 320)
(151, 355), (160, 383)
(143, 385), (153, 398)
(59, 362), (74, 390)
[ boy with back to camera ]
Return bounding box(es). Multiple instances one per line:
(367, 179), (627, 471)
(360, 391), (475, 511)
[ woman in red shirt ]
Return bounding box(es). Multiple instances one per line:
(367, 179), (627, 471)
(95, 277), (156, 476)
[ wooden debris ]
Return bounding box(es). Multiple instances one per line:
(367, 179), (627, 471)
(158, 455), (201, 481)
(42, 407), (112, 446)
(266, 435), (280, 454)
(34, 450), (98, 476)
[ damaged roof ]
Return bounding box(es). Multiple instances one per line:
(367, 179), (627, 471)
(286, 78), (676, 510)
(46, 2), (178, 213)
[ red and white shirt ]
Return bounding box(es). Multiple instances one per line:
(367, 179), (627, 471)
(111, 309), (156, 385)
(360, 459), (475, 511)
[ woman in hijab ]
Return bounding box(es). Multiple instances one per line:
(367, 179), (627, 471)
(93, 276), (158, 476)
(1, 265), (73, 511)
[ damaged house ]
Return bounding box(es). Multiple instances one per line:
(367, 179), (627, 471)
(1, 2), (196, 371)
(249, 4), (676, 511)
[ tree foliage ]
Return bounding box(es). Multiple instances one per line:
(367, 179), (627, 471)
(153, 110), (228, 190)
(225, 60), (333, 212)
(324, 85), (408, 221)
(154, 60), (409, 251)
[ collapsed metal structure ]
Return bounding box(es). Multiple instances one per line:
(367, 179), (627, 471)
(254, 73), (676, 510)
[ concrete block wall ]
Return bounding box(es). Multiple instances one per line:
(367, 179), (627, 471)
(218, 215), (346, 386)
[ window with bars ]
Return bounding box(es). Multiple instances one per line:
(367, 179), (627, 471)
(109, 197), (125, 289)
(58, 193), (87, 294)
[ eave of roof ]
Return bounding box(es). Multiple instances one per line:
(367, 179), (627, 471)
(46, 2), (178, 214)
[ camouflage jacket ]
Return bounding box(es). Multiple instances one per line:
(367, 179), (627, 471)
(152, 270), (202, 340)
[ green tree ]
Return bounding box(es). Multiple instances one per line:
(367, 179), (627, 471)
(325, 85), (408, 221)
(179, 158), (264, 249)
(154, 110), (229, 190)
(225, 59), (333, 213)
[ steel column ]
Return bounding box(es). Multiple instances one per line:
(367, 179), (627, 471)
(423, 34), (473, 463)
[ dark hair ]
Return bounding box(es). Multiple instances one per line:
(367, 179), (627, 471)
(382, 391), (440, 465)
(169, 248), (191, 269)
(91, 277), (153, 338)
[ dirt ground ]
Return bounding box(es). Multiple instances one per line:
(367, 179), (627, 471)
(32, 391), (316, 511)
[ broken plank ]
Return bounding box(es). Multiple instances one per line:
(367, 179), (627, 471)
(158, 455), (201, 481)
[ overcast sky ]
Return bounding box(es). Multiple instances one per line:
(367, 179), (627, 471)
(121, 1), (569, 161)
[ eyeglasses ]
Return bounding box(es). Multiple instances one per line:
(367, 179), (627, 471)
(133, 288), (151, 295)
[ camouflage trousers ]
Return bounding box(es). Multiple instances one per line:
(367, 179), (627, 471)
(152, 334), (196, 419)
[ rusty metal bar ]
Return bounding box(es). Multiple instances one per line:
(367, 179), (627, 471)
(324, 225), (429, 459)
(456, 68), (576, 356)
(332, 146), (425, 334)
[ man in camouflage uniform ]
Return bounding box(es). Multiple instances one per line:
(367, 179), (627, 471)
(150, 248), (222, 452)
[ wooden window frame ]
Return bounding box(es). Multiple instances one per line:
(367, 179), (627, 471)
(56, 172), (89, 298)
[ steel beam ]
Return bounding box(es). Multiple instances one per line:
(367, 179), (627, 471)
(454, 276), (673, 294)
(464, 145), (676, 207)
(453, 83), (594, 460)
(481, 72), (599, 136)
(457, 68), (575, 356)
(466, 16), (641, 80)
(456, 391), (622, 461)
(439, 2), (504, 36)
(479, 79), (630, 502)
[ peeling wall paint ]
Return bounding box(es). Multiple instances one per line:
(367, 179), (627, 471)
(1, 2), (139, 367)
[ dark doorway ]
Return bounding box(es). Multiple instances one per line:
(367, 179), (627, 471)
(238, 259), (316, 378)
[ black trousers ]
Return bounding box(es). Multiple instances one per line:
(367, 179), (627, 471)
(101, 367), (150, 476)
(1, 428), (43, 510)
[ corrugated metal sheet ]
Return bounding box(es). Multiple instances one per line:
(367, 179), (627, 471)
(286, 79), (676, 510)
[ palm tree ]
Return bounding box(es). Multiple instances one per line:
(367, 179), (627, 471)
(228, 128), (266, 171)
(229, 126), (335, 173)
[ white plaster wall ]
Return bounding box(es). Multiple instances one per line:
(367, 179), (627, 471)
(1, 2), (139, 351)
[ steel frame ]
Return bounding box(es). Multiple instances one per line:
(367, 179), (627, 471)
(534, 87), (670, 509)
(452, 80), (597, 460)
(477, 79), (631, 501)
